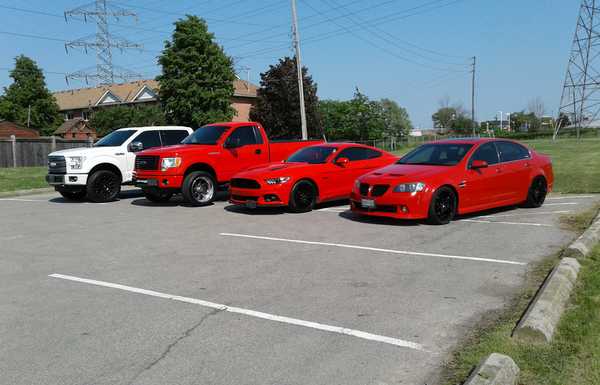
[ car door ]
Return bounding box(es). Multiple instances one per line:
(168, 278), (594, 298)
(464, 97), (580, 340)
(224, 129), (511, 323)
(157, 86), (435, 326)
(496, 141), (532, 202)
(221, 125), (268, 179)
(329, 147), (378, 198)
(462, 142), (503, 209)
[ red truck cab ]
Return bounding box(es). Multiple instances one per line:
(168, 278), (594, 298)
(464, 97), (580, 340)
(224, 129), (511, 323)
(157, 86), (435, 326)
(133, 122), (322, 205)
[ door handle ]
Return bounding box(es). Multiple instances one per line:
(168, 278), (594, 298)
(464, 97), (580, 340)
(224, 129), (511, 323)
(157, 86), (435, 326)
(255, 149), (262, 155)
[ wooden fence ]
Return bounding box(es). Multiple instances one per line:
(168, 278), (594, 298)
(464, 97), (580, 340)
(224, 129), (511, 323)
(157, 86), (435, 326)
(0, 136), (94, 168)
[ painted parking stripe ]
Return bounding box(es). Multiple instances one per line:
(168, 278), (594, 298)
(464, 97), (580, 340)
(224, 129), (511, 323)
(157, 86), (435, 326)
(220, 233), (525, 266)
(461, 219), (552, 227)
(547, 195), (593, 200)
(317, 207), (348, 213)
(544, 202), (579, 206)
(478, 210), (571, 219)
(49, 273), (426, 352)
(0, 198), (47, 202)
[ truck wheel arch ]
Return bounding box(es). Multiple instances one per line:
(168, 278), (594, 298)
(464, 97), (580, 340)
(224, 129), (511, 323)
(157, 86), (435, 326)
(89, 163), (123, 183)
(184, 163), (217, 181)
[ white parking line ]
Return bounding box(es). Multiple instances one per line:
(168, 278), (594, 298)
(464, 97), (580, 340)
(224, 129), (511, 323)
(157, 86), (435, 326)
(317, 207), (348, 213)
(49, 273), (426, 352)
(478, 210), (571, 219)
(461, 219), (552, 227)
(0, 198), (46, 202)
(220, 233), (526, 266)
(547, 195), (593, 200)
(544, 202), (579, 206)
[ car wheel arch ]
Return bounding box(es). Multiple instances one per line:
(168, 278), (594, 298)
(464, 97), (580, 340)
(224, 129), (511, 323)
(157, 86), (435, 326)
(184, 163), (217, 180)
(434, 184), (460, 212)
(89, 163), (122, 183)
(295, 178), (319, 201)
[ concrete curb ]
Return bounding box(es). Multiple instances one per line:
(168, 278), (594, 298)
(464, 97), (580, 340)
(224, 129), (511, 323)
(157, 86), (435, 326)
(0, 187), (54, 198)
(512, 258), (580, 343)
(563, 210), (600, 259)
(463, 353), (519, 385)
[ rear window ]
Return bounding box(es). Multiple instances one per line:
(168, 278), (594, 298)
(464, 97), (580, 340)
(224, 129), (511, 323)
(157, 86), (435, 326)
(336, 147), (382, 161)
(161, 130), (189, 146)
(496, 141), (531, 162)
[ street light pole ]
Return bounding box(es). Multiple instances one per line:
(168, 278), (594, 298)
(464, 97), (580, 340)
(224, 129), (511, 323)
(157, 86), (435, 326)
(499, 111), (503, 131)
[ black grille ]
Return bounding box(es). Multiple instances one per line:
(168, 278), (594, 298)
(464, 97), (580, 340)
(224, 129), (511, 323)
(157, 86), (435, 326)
(359, 183), (370, 196)
(48, 156), (66, 174)
(371, 185), (390, 197)
(135, 155), (159, 171)
(231, 178), (261, 189)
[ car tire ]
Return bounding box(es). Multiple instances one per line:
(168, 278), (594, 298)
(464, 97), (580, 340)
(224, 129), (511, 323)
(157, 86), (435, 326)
(427, 186), (457, 225)
(143, 188), (173, 203)
(289, 180), (317, 213)
(57, 188), (87, 201)
(181, 171), (216, 206)
(86, 170), (121, 203)
(523, 176), (547, 208)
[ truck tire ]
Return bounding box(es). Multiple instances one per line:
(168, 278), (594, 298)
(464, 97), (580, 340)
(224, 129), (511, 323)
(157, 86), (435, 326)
(181, 171), (216, 206)
(289, 180), (317, 213)
(143, 188), (173, 203)
(86, 170), (121, 203)
(57, 188), (87, 201)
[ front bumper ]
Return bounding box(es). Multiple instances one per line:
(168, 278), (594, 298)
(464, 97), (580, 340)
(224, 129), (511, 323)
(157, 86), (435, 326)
(133, 174), (184, 189)
(46, 173), (88, 186)
(350, 189), (430, 219)
(229, 185), (290, 207)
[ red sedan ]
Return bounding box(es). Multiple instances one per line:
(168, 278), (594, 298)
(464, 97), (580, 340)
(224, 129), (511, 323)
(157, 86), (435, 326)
(230, 143), (397, 212)
(351, 139), (554, 225)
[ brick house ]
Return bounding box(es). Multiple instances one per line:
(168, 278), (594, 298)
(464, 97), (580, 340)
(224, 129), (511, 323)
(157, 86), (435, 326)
(52, 79), (259, 131)
(0, 120), (40, 138)
(54, 118), (97, 140)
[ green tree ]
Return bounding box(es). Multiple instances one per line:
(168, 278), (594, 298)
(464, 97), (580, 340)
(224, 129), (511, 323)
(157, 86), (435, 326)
(379, 98), (412, 137)
(0, 55), (61, 134)
(250, 56), (321, 139)
(432, 103), (476, 134)
(509, 111), (540, 132)
(157, 15), (236, 128)
(89, 105), (166, 137)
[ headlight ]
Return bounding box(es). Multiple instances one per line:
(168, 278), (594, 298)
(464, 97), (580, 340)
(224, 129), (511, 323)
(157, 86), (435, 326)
(265, 176), (291, 185)
(161, 157), (182, 171)
(393, 182), (426, 193)
(68, 156), (84, 170)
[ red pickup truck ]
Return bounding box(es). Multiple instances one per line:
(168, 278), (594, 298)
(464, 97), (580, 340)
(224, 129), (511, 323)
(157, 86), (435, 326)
(133, 122), (322, 205)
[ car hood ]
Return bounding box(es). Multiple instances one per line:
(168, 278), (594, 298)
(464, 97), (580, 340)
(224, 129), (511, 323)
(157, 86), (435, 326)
(137, 144), (218, 157)
(359, 163), (456, 183)
(49, 146), (117, 157)
(234, 162), (315, 179)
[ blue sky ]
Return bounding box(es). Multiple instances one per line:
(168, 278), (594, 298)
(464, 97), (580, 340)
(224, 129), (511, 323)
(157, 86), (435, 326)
(0, 0), (580, 128)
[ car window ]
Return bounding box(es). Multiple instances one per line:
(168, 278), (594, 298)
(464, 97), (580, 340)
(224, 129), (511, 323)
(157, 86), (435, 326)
(227, 126), (258, 147)
(398, 143), (473, 166)
(94, 130), (136, 147)
(287, 146), (337, 164)
(470, 142), (499, 166)
(336, 147), (382, 161)
(182, 125), (228, 145)
(160, 130), (189, 146)
(133, 131), (162, 150)
(496, 141), (530, 162)
(252, 126), (264, 144)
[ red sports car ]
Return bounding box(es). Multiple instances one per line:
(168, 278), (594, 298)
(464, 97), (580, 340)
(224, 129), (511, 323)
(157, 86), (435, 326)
(351, 138), (553, 225)
(229, 143), (397, 212)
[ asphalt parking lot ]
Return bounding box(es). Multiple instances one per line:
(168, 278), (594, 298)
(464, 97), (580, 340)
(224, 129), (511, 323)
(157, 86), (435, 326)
(1, 190), (599, 385)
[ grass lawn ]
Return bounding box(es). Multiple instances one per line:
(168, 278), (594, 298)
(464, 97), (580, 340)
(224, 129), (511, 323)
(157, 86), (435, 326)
(442, 207), (600, 385)
(0, 167), (48, 193)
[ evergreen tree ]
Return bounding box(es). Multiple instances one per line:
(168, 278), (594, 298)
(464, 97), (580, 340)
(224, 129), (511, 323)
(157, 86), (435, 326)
(0, 55), (61, 134)
(157, 15), (236, 128)
(250, 56), (321, 139)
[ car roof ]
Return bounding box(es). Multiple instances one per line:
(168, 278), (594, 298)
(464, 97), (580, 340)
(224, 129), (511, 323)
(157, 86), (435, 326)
(115, 126), (192, 132)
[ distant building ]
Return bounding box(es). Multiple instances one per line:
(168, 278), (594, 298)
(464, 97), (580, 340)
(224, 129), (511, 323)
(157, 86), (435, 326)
(52, 79), (259, 129)
(0, 121), (40, 138)
(54, 118), (97, 140)
(410, 128), (440, 137)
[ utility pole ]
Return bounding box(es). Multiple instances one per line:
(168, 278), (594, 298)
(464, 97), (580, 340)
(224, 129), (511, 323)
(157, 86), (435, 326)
(291, 0), (308, 140)
(27, 105), (31, 128)
(471, 56), (476, 136)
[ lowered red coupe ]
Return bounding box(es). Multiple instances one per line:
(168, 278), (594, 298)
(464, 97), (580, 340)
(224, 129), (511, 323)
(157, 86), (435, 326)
(351, 139), (553, 225)
(230, 143), (397, 212)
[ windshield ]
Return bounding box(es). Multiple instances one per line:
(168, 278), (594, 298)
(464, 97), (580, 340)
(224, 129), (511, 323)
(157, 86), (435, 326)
(182, 125), (229, 145)
(398, 143), (474, 166)
(94, 130), (136, 147)
(287, 146), (337, 164)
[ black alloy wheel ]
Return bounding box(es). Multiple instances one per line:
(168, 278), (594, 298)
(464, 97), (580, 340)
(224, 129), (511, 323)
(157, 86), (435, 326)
(427, 186), (457, 225)
(289, 180), (316, 213)
(524, 176), (547, 208)
(86, 170), (121, 203)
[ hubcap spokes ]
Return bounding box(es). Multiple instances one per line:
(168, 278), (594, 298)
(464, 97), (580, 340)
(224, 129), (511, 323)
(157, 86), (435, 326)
(435, 192), (454, 220)
(296, 186), (313, 208)
(192, 177), (214, 203)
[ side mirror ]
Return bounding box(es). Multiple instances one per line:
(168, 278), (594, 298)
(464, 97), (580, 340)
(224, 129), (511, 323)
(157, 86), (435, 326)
(471, 160), (488, 169)
(335, 157), (350, 167)
(129, 141), (143, 152)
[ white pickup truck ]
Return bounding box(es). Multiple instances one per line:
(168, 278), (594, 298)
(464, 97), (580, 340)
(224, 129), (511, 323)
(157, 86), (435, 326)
(46, 126), (193, 202)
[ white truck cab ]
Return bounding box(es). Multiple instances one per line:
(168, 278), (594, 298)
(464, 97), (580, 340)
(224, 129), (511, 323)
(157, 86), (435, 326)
(46, 126), (193, 202)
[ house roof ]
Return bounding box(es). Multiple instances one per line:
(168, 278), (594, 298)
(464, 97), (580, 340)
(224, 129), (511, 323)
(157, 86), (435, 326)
(54, 118), (95, 135)
(52, 79), (258, 111)
(0, 120), (40, 138)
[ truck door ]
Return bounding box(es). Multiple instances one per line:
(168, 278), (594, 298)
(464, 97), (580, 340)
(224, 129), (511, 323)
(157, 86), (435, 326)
(126, 130), (161, 179)
(221, 125), (268, 180)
